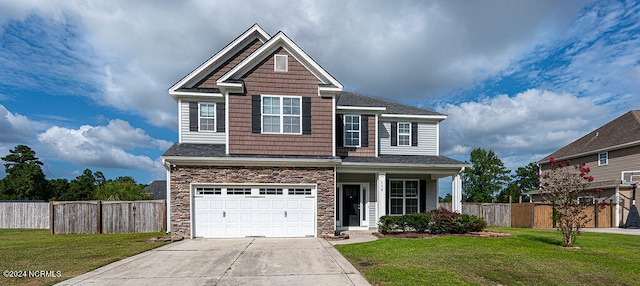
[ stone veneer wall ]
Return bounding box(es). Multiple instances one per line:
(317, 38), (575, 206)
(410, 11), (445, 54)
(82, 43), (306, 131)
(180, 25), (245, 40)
(170, 165), (335, 238)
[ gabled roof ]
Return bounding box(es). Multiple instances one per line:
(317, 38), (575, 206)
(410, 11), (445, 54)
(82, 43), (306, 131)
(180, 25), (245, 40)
(337, 92), (447, 118)
(217, 31), (343, 94)
(539, 110), (640, 162)
(168, 24), (270, 97)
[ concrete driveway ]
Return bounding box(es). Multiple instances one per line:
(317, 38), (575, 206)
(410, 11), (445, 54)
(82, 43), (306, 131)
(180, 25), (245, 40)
(57, 238), (370, 286)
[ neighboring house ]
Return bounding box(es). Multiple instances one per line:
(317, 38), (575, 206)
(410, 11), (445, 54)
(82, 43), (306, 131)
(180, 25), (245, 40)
(534, 110), (640, 227)
(161, 24), (468, 239)
(146, 180), (167, 200)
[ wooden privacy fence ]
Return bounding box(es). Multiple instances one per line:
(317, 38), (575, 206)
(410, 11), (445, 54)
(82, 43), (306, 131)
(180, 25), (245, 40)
(441, 202), (615, 228)
(0, 200), (166, 234)
(51, 200), (166, 234)
(510, 202), (614, 228)
(440, 202), (511, 227)
(0, 201), (50, 229)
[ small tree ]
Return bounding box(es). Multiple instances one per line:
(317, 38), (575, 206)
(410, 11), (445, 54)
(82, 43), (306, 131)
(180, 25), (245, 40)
(539, 158), (602, 247)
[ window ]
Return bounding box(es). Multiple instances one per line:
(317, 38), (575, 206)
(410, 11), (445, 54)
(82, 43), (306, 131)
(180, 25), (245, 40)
(398, 122), (411, 146)
(262, 96), (301, 134)
(195, 187), (221, 195)
(344, 115), (361, 147)
(274, 54), (288, 72)
(578, 196), (595, 205)
(227, 188), (252, 195)
(289, 188), (312, 195)
(389, 180), (419, 215)
(598, 152), (608, 166)
(259, 188), (283, 195)
(199, 103), (215, 131)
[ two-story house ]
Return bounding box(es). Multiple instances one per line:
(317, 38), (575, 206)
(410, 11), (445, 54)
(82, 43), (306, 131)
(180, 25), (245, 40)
(535, 110), (640, 227)
(161, 24), (468, 239)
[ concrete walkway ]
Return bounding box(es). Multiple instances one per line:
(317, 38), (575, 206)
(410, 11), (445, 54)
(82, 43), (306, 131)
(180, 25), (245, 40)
(579, 228), (640, 235)
(57, 238), (370, 286)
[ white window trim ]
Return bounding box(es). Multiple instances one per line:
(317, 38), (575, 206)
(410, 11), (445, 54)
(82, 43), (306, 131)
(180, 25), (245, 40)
(274, 54), (288, 72)
(261, 95), (302, 135)
(344, 114), (361, 147)
(199, 102), (216, 132)
(388, 179), (420, 216)
(397, 122), (411, 146)
(598, 152), (608, 166)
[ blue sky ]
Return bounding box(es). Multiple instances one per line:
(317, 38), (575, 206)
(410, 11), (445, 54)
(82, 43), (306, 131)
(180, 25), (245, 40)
(0, 1), (638, 195)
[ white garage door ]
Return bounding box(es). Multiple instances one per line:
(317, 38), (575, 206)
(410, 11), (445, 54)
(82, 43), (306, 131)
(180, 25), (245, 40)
(193, 185), (316, 238)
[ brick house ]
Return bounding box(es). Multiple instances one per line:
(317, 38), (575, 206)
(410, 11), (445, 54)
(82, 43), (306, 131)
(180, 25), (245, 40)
(161, 24), (468, 238)
(534, 110), (640, 227)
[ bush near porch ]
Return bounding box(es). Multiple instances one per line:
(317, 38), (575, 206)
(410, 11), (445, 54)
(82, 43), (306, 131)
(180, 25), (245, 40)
(378, 208), (486, 234)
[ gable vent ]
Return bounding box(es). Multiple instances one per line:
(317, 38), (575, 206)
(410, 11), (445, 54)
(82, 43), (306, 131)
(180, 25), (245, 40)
(274, 54), (288, 72)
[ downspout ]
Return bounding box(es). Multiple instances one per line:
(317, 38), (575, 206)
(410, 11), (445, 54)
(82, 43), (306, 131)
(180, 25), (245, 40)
(615, 185), (620, 228)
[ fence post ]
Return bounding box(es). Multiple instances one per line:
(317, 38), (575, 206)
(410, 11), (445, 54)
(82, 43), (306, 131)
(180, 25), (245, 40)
(610, 199), (614, 228)
(531, 203), (535, 228)
(519, 195), (522, 204)
(49, 201), (54, 235)
(594, 203), (598, 228)
(96, 201), (102, 234)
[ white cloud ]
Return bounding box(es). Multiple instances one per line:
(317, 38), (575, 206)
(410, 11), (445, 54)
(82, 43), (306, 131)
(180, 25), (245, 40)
(437, 89), (605, 167)
(0, 0), (590, 127)
(37, 119), (169, 175)
(0, 104), (35, 143)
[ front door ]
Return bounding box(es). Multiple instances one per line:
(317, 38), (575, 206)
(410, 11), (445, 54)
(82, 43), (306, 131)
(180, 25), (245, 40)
(342, 184), (360, 226)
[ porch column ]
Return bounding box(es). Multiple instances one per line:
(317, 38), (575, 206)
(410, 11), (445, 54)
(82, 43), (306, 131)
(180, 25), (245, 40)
(451, 170), (463, 213)
(377, 172), (387, 224)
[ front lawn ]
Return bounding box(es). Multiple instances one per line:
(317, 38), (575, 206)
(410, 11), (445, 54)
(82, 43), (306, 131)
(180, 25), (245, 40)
(0, 229), (169, 286)
(336, 228), (640, 285)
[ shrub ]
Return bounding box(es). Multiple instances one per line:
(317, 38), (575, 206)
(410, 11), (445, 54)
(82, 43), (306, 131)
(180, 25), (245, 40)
(407, 212), (431, 233)
(378, 215), (406, 234)
(426, 208), (459, 234)
(452, 214), (487, 234)
(377, 208), (486, 235)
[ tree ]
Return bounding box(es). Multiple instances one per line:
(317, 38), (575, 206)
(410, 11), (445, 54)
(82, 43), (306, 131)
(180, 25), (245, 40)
(439, 193), (452, 203)
(92, 176), (151, 201)
(58, 169), (99, 201)
(0, 145), (48, 200)
(462, 148), (511, 202)
(47, 178), (70, 201)
(539, 158), (603, 247)
(497, 162), (538, 203)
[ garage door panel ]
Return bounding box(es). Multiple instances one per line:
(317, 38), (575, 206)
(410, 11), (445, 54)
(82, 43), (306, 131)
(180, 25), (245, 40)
(194, 186), (316, 238)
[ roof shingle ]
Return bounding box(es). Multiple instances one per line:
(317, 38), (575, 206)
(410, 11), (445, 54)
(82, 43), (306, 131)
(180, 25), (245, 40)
(540, 110), (640, 162)
(337, 92), (445, 116)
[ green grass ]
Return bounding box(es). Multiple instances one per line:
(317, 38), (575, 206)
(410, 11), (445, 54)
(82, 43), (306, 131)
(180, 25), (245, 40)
(0, 229), (169, 286)
(335, 228), (640, 286)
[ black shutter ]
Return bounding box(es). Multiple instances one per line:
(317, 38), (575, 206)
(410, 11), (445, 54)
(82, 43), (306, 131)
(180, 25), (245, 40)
(419, 179), (427, 213)
(189, 102), (198, 132)
(361, 115), (368, 147)
(302, 97), (311, 134)
(391, 122), (397, 146)
(216, 103), (225, 132)
(411, 122), (418, 146)
(251, 95), (261, 133)
(336, 114), (344, 147)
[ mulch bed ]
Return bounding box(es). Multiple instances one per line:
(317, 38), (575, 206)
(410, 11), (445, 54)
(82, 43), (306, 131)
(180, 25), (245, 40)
(374, 231), (513, 238)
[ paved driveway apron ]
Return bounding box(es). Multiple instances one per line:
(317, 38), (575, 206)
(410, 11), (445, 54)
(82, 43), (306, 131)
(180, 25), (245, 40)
(57, 238), (370, 286)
